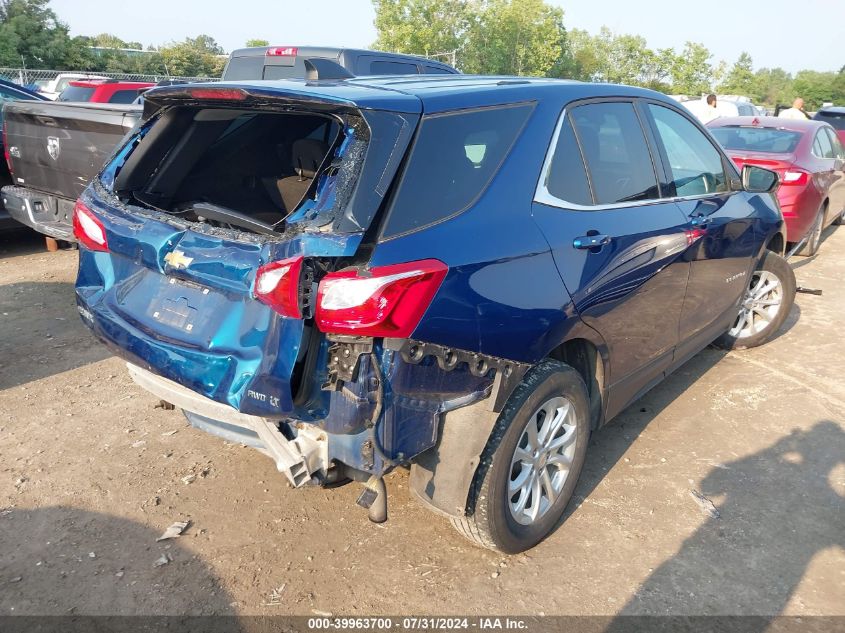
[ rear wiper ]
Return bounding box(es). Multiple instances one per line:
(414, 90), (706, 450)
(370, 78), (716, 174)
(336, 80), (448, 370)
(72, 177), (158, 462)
(191, 202), (279, 236)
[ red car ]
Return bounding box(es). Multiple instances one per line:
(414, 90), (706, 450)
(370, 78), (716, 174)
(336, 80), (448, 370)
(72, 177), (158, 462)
(57, 79), (154, 105)
(708, 116), (845, 256)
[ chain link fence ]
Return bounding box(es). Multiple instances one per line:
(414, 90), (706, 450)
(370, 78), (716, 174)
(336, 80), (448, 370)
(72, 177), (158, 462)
(0, 68), (218, 90)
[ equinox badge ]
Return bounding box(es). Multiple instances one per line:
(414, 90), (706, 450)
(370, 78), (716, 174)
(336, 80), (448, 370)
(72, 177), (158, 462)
(164, 250), (193, 269)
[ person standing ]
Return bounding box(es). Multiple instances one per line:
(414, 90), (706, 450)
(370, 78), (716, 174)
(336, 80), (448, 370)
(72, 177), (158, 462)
(779, 98), (810, 120)
(700, 94), (720, 124)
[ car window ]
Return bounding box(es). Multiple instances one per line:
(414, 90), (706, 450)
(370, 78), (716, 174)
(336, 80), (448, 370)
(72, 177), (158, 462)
(648, 104), (728, 197)
(369, 60), (419, 75)
(814, 111), (845, 131)
(570, 101), (659, 204)
(825, 128), (845, 159)
(814, 129), (835, 159)
(710, 126), (802, 154)
(544, 116), (592, 205)
(108, 90), (139, 104)
(58, 86), (95, 102)
(382, 104), (533, 237)
(424, 66), (453, 74)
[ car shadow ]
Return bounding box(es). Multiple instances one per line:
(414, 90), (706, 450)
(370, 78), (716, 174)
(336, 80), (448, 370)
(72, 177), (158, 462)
(600, 420), (844, 628)
(0, 506), (239, 618)
(0, 281), (111, 390)
(0, 228), (57, 259)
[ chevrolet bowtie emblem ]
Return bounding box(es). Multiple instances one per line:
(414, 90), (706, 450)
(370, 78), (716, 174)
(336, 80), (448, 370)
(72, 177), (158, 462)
(164, 250), (193, 269)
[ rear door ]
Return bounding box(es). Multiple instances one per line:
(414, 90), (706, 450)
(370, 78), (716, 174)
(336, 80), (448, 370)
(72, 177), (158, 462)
(642, 101), (759, 357)
(818, 127), (845, 220)
(532, 99), (691, 419)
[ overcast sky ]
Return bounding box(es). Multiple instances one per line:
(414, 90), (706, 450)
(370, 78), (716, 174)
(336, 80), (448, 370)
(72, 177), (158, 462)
(51, 0), (844, 73)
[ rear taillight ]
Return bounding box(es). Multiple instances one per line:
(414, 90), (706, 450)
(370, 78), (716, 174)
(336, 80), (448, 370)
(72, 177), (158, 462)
(266, 46), (297, 57)
(315, 260), (448, 338)
(781, 170), (809, 186)
(72, 200), (108, 252)
(2, 122), (11, 176)
(254, 256), (305, 319)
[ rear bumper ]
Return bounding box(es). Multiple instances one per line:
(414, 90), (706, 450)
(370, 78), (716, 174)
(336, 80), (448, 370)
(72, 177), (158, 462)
(127, 362), (327, 487)
(0, 185), (75, 241)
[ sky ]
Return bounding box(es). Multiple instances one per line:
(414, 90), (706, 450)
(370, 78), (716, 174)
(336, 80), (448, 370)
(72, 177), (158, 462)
(50, 0), (844, 73)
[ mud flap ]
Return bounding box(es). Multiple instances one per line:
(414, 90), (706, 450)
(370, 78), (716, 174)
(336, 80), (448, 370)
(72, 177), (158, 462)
(409, 398), (500, 519)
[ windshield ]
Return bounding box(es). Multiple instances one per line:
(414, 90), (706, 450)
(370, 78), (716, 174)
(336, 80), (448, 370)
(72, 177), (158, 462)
(814, 111), (845, 131)
(710, 126), (803, 154)
(58, 86), (95, 102)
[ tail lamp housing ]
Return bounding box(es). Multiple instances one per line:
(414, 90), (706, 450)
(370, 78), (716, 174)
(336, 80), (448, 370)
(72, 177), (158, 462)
(254, 256), (305, 319)
(315, 259), (448, 338)
(72, 200), (108, 252)
(781, 170), (809, 186)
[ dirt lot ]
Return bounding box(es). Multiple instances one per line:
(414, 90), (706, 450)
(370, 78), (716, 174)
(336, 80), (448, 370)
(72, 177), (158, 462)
(0, 227), (843, 618)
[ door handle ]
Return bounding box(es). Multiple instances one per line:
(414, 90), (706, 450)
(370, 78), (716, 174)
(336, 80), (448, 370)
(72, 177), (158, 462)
(573, 234), (611, 249)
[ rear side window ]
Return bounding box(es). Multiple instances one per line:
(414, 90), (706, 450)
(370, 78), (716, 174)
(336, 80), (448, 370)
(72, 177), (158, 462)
(58, 86), (95, 102)
(108, 90), (139, 104)
(544, 117), (592, 205)
(370, 60), (419, 75)
(648, 104), (728, 197)
(382, 104), (533, 237)
(813, 129), (834, 158)
(223, 56), (265, 80)
(424, 66), (453, 74)
(570, 102), (659, 204)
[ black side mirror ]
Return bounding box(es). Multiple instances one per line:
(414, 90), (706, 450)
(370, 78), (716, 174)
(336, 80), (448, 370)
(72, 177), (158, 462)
(742, 165), (779, 193)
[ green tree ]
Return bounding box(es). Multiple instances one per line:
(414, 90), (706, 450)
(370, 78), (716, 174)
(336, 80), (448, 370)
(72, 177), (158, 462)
(372, 0), (473, 66)
(158, 35), (226, 76)
(792, 70), (838, 110)
(0, 0), (92, 68)
(462, 0), (564, 76)
(719, 52), (755, 95)
(669, 42), (712, 95)
(245, 38), (269, 48)
(751, 67), (793, 107)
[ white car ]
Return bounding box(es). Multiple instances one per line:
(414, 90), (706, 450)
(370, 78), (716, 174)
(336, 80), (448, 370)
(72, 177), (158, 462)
(682, 97), (760, 124)
(37, 73), (105, 100)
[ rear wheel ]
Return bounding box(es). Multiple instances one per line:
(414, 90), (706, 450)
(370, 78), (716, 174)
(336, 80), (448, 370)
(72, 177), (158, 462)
(450, 360), (590, 553)
(795, 204), (825, 256)
(833, 207), (845, 226)
(714, 251), (796, 350)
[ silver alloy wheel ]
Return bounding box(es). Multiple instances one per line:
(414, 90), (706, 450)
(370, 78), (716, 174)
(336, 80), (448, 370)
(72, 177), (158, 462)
(508, 396), (578, 526)
(729, 270), (784, 339)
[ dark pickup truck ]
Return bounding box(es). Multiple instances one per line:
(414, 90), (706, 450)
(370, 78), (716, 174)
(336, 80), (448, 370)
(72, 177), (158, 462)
(2, 101), (141, 240)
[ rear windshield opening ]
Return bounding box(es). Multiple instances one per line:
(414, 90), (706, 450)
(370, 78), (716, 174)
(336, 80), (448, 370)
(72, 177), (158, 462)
(58, 86), (95, 102)
(710, 126), (803, 154)
(111, 107), (343, 233)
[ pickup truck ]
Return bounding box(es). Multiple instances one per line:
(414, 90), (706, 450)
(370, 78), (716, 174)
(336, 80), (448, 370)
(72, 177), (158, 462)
(1, 47), (457, 242)
(1, 101), (141, 240)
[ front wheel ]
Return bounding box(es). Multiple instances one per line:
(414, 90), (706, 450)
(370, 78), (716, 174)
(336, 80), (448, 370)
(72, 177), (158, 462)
(714, 251), (796, 350)
(451, 360), (590, 553)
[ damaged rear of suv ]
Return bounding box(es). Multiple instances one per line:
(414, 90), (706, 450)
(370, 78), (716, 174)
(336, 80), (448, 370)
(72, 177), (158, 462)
(75, 77), (791, 553)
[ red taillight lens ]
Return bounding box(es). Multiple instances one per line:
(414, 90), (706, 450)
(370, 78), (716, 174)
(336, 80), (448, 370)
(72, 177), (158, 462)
(315, 259), (448, 338)
(72, 200), (108, 252)
(254, 256), (304, 319)
(2, 122), (11, 176)
(781, 170), (809, 186)
(266, 46), (297, 57)
(187, 88), (247, 101)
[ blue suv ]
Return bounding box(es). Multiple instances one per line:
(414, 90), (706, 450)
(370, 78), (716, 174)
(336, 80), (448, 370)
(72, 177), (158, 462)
(73, 76), (794, 553)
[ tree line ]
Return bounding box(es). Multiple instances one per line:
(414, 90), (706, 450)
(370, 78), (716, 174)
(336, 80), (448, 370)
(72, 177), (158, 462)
(2, 0), (843, 107)
(374, 0), (845, 109)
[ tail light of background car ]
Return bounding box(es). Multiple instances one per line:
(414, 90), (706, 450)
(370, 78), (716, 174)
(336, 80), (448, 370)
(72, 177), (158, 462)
(315, 259), (448, 338)
(72, 200), (108, 252)
(781, 170), (809, 186)
(254, 256), (305, 319)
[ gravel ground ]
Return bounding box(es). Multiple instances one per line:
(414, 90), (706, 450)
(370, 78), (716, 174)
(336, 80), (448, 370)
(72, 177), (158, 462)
(0, 228), (843, 617)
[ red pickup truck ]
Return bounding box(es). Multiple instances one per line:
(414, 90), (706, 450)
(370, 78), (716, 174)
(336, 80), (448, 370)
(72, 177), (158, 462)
(57, 79), (155, 104)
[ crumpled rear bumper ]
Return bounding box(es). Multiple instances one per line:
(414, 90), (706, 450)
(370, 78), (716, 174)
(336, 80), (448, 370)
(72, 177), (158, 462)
(0, 185), (75, 240)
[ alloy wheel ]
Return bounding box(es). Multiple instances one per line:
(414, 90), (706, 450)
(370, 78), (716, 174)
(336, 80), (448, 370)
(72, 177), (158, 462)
(729, 270), (784, 339)
(508, 396), (578, 526)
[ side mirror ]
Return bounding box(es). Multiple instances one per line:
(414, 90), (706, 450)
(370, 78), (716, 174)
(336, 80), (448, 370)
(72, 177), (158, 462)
(742, 165), (779, 194)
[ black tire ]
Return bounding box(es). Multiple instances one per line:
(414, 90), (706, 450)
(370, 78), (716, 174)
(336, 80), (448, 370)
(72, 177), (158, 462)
(714, 251), (796, 350)
(450, 360), (590, 553)
(795, 204), (825, 257)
